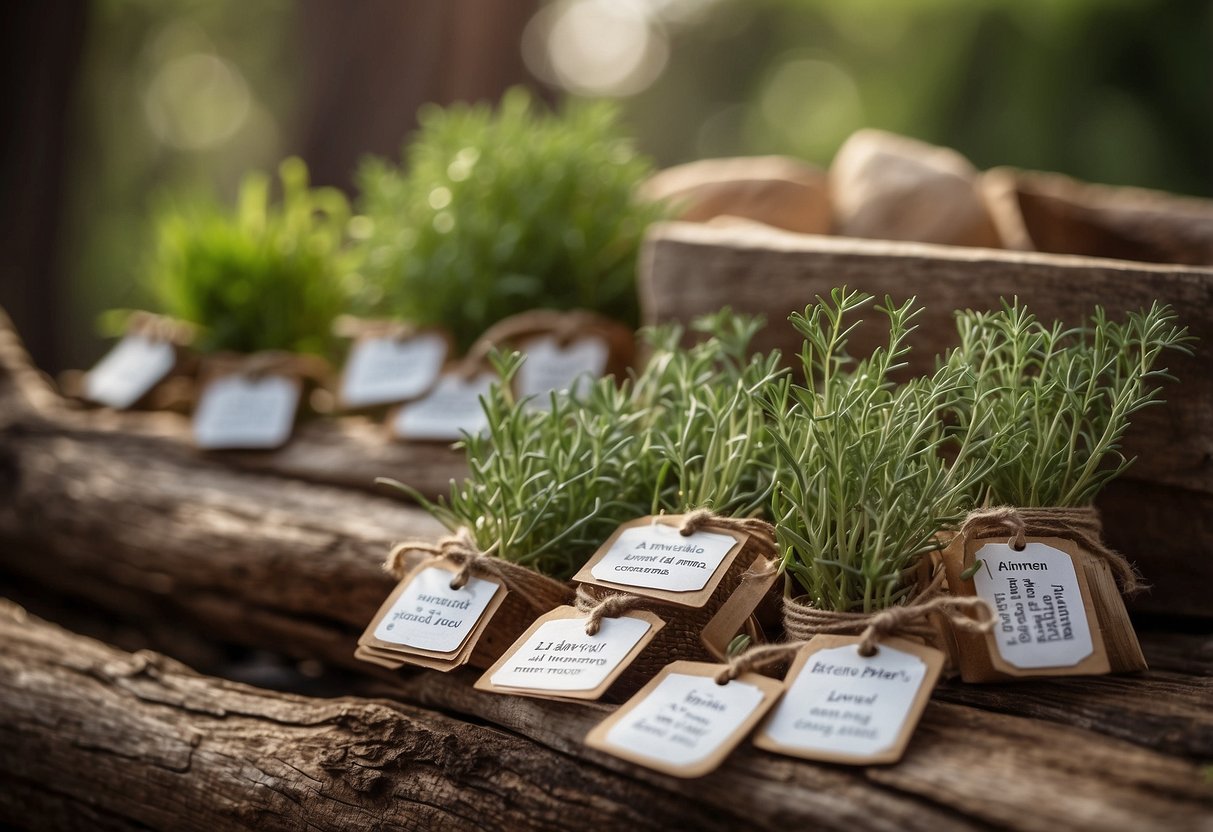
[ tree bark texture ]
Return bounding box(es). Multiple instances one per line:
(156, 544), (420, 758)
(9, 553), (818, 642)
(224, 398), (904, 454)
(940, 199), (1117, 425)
(641, 222), (1213, 617)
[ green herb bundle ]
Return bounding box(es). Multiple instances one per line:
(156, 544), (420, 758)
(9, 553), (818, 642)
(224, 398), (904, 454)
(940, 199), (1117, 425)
(767, 289), (994, 613)
(148, 157), (355, 357)
(355, 87), (664, 349)
(945, 300), (1191, 507)
(391, 311), (785, 580)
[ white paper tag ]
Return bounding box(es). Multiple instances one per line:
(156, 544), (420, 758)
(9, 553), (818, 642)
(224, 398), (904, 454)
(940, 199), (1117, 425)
(193, 374), (300, 450)
(517, 335), (608, 403)
(590, 524), (738, 592)
(972, 541), (1094, 669)
(490, 615), (652, 692)
(391, 373), (494, 441)
(603, 672), (766, 768)
(83, 335), (176, 409)
(758, 642), (928, 759)
(340, 333), (447, 408)
(372, 566), (502, 654)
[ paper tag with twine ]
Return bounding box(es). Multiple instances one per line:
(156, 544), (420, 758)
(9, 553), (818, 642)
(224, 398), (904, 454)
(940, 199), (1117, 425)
(193, 369), (302, 451)
(358, 558), (508, 672)
(940, 506), (1146, 681)
(572, 514), (753, 607)
(585, 660), (783, 778)
(752, 635), (944, 765)
(84, 334), (179, 411)
(337, 323), (450, 410)
(389, 371), (495, 442)
(474, 605), (666, 702)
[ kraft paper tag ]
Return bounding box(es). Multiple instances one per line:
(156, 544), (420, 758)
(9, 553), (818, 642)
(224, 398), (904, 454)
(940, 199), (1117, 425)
(193, 373), (301, 450)
(517, 334), (609, 405)
(753, 635), (944, 765)
(357, 558), (508, 672)
(339, 331), (448, 409)
(83, 334), (177, 410)
(585, 660), (783, 778)
(475, 606), (665, 701)
(943, 535), (1110, 680)
(572, 516), (749, 608)
(389, 373), (495, 442)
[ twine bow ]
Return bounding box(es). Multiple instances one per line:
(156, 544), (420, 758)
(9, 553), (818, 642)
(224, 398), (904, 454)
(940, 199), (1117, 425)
(384, 528), (572, 613)
(960, 505), (1141, 594)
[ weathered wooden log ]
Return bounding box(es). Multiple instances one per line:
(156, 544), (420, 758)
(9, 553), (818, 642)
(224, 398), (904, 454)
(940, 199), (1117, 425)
(0, 601), (740, 832)
(640, 222), (1213, 617)
(4, 598), (1212, 832)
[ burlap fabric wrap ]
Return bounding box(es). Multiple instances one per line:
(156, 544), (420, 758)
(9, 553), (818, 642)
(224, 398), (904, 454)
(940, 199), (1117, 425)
(385, 528), (574, 669)
(574, 510), (780, 698)
(957, 506), (1141, 593)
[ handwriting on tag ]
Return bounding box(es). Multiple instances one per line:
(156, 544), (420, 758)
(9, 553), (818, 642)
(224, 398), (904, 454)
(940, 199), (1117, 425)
(517, 335), (608, 403)
(586, 660), (782, 778)
(391, 373), (494, 441)
(590, 522), (739, 593)
(479, 608), (662, 698)
(340, 333), (447, 409)
(754, 635), (943, 765)
(193, 374), (300, 450)
(972, 541), (1094, 669)
(372, 565), (501, 654)
(84, 335), (176, 409)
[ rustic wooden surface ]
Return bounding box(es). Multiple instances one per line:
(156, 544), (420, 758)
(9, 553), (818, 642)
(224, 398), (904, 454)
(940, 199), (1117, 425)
(641, 222), (1213, 617)
(2, 312), (1213, 831)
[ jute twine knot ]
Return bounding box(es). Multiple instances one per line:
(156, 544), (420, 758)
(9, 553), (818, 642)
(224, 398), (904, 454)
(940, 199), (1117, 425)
(231, 350), (327, 381)
(126, 311), (194, 345)
(960, 505), (1141, 594)
(575, 586), (652, 635)
(332, 315), (416, 341)
(678, 509), (778, 558)
(384, 528), (572, 614)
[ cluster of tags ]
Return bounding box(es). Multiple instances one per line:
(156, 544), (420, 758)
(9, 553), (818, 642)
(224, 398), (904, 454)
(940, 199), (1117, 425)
(357, 514), (1129, 777)
(81, 312), (616, 451)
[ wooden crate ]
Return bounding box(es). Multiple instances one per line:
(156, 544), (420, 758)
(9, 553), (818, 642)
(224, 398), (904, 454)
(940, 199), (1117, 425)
(641, 221), (1213, 618)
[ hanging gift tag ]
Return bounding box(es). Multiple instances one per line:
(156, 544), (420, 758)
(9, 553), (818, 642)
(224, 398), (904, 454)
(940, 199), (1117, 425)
(339, 331), (448, 409)
(754, 635), (944, 765)
(193, 373), (301, 450)
(357, 558), (508, 672)
(475, 607), (665, 701)
(83, 334), (177, 410)
(585, 660), (783, 778)
(943, 535), (1110, 680)
(389, 373), (494, 442)
(517, 334), (609, 404)
(572, 516), (748, 607)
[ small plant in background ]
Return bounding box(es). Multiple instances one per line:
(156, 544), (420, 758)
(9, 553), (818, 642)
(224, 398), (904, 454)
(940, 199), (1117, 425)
(945, 299), (1192, 507)
(355, 87), (666, 350)
(148, 157), (356, 357)
(767, 289), (994, 613)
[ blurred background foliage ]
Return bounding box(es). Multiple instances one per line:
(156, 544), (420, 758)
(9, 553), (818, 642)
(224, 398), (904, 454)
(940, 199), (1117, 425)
(28, 0), (1213, 370)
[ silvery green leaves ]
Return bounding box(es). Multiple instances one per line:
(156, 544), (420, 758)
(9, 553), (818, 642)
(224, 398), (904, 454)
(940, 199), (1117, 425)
(946, 300), (1191, 507)
(766, 289), (995, 614)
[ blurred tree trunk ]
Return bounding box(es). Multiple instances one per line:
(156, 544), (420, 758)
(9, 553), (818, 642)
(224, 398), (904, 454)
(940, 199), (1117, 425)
(0, 3), (86, 374)
(292, 0), (545, 192)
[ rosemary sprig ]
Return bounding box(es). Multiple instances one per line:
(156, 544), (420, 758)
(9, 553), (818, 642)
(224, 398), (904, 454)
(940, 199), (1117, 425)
(767, 289), (994, 613)
(947, 299), (1192, 507)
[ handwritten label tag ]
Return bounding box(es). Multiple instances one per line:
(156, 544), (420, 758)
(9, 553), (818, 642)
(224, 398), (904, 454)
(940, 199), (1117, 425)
(358, 558), (509, 672)
(476, 607), (664, 700)
(517, 335), (609, 403)
(586, 661), (783, 778)
(83, 335), (177, 409)
(573, 517), (747, 607)
(340, 333), (448, 409)
(754, 635), (943, 765)
(390, 373), (494, 442)
(193, 374), (300, 450)
(973, 541), (1096, 670)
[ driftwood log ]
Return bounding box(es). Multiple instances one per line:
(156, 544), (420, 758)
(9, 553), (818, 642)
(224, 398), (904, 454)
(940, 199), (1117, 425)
(2, 312), (1213, 830)
(641, 222), (1213, 617)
